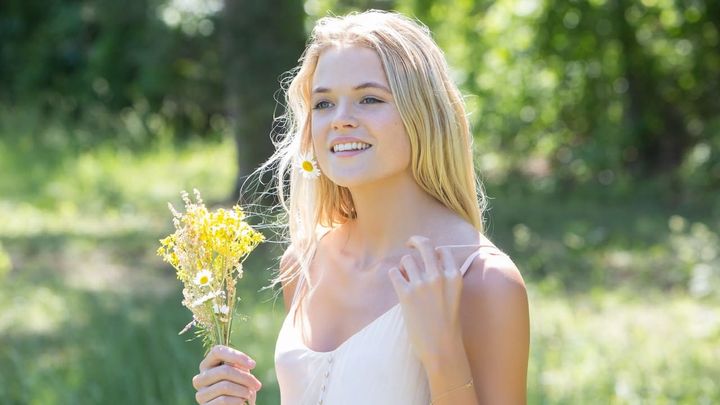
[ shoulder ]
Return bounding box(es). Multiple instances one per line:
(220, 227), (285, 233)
(280, 243), (301, 312)
(464, 251), (526, 301)
(461, 250), (528, 323)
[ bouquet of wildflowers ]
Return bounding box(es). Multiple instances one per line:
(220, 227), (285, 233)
(157, 189), (264, 351)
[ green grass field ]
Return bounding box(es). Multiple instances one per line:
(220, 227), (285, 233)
(1, 127), (718, 404)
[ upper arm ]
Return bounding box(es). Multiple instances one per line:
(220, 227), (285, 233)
(279, 245), (301, 313)
(461, 254), (530, 405)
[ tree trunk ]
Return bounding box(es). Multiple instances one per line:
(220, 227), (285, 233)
(614, 0), (689, 175)
(221, 0), (305, 204)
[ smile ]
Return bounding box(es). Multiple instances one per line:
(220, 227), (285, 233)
(331, 142), (372, 154)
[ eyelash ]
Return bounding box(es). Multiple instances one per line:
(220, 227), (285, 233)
(312, 97), (384, 110)
(313, 101), (332, 110)
(361, 96), (383, 104)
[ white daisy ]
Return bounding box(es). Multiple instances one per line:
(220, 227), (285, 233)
(194, 269), (213, 287)
(296, 152), (321, 179)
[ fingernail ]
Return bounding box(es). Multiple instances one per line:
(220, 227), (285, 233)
(249, 358), (256, 367)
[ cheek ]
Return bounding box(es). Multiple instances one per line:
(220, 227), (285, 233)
(310, 116), (323, 150)
(386, 115), (411, 156)
(310, 122), (329, 170)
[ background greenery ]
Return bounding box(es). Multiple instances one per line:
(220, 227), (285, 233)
(1, 0), (718, 404)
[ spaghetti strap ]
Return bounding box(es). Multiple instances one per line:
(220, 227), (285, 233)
(458, 250), (483, 276)
(436, 243), (508, 276)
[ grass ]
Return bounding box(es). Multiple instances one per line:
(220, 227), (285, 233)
(1, 113), (719, 404)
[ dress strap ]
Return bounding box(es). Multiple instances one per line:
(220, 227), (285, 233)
(436, 244), (508, 276)
(458, 250), (483, 276)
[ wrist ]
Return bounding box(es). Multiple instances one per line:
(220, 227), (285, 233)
(422, 335), (473, 397)
(421, 333), (467, 375)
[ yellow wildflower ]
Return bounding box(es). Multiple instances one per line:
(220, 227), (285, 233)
(156, 189), (264, 351)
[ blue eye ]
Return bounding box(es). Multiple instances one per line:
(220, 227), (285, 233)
(313, 100), (332, 110)
(361, 97), (383, 104)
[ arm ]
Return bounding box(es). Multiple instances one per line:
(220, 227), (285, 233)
(425, 255), (530, 405)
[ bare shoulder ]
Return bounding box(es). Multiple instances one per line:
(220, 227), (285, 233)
(461, 248), (529, 326)
(464, 251), (527, 300)
(280, 243), (301, 312)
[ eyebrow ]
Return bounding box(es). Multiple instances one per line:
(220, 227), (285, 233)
(312, 82), (392, 94)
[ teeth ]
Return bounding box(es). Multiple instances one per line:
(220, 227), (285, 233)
(332, 142), (371, 153)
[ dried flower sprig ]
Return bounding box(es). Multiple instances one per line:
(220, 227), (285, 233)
(157, 189), (264, 351)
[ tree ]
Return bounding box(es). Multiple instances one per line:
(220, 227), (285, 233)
(221, 0), (306, 203)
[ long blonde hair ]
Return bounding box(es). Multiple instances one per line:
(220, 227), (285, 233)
(253, 10), (486, 293)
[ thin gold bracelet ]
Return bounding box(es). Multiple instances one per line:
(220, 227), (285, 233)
(430, 378), (474, 405)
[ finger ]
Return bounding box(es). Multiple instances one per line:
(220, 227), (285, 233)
(400, 254), (422, 283)
(200, 346), (256, 372)
(388, 266), (409, 295)
(437, 246), (459, 276)
(196, 381), (253, 404)
(406, 236), (440, 277)
(249, 388), (257, 405)
(205, 396), (248, 405)
(205, 395), (250, 405)
(193, 364), (262, 392)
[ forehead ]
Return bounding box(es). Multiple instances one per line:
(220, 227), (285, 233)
(312, 46), (389, 88)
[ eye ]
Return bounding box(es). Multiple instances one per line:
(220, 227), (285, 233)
(313, 100), (332, 110)
(360, 96), (383, 104)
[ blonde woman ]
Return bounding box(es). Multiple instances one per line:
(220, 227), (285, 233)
(192, 10), (529, 405)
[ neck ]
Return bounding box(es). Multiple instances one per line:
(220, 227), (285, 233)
(338, 171), (466, 268)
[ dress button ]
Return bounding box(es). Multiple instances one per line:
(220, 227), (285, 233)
(321, 384), (326, 391)
(324, 370), (330, 377)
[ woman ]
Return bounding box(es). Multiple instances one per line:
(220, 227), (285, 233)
(192, 10), (529, 405)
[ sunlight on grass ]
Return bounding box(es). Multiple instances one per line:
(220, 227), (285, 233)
(0, 285), (70, 334)
(0, 137), (236, 238)
(529, 289), (720, 404)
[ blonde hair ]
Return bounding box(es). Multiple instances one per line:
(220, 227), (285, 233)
(253, 10), (486, 294)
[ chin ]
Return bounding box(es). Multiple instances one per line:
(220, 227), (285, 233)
(327, 176), (372, 189)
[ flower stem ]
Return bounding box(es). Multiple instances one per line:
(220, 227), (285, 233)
(210, 303), (224, 345)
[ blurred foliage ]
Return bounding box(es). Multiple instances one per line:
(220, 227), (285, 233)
(2, 0), (719, 190)
(0, 0), (226, 145)
(390, 0), (719, 186)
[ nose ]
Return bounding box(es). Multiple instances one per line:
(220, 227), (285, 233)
(331, 101), (358, 131)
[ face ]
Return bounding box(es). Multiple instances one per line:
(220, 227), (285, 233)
(310, 46), (411, 188)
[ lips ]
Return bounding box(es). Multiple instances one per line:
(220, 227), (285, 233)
(330, 136), (372, 153)
(331, 143), (372, 153)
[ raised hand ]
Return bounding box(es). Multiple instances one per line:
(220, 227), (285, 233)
(388, 235), (464, 364)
